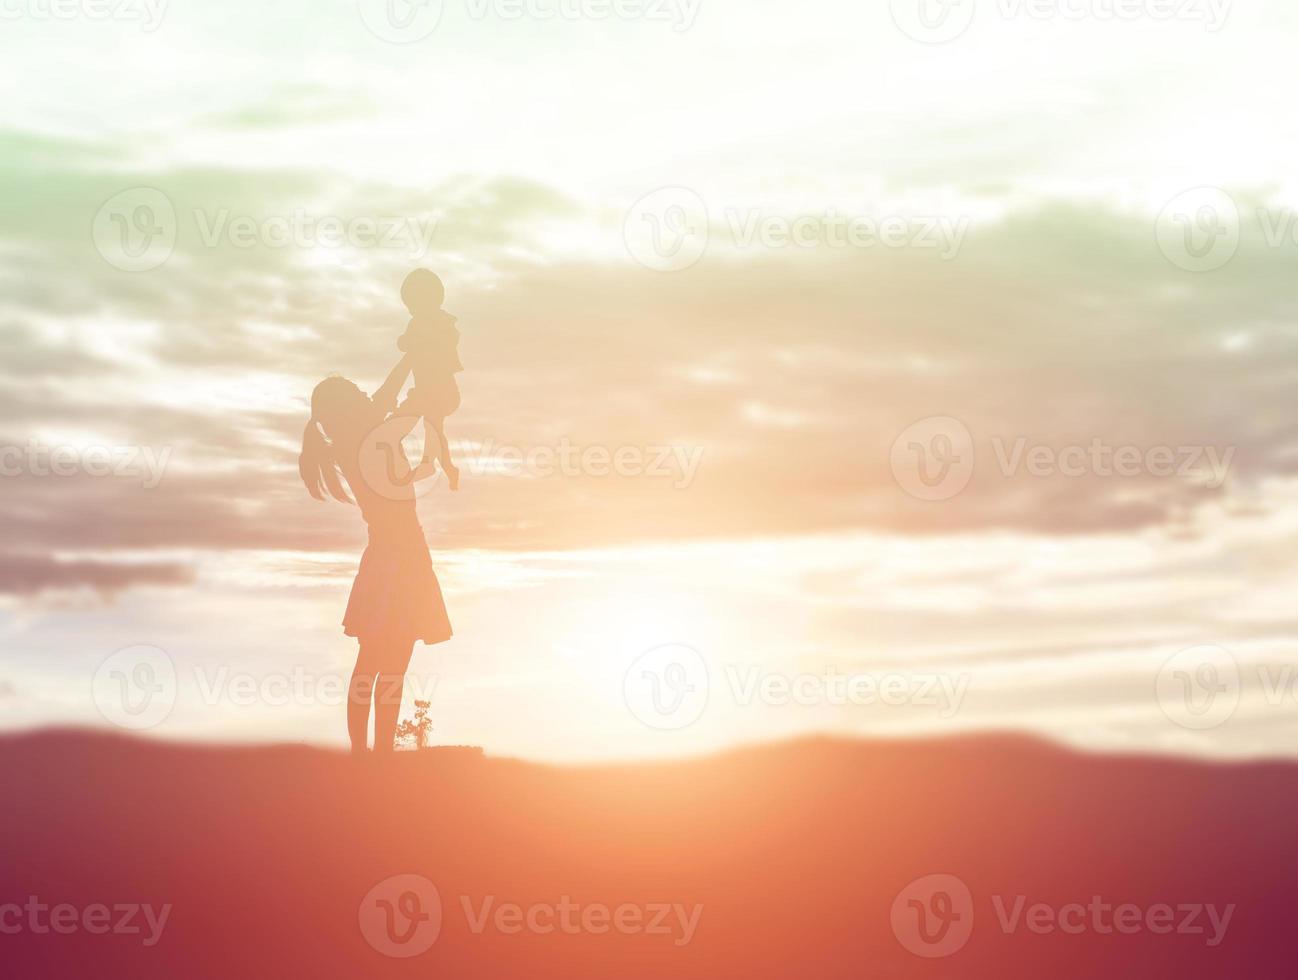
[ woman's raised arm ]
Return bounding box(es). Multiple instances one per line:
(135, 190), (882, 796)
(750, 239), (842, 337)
(371, 353), (413, 416)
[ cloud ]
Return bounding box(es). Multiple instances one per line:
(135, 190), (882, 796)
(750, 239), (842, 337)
(0, 553), (193, 597)
(2, 125), (1296, 584)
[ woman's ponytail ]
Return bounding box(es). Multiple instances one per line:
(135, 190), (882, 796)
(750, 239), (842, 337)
(300, 418), (353, 504)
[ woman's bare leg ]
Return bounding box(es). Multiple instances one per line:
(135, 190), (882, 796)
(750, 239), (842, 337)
(348, 650), (377, 754)
(374, 665), (411, 753)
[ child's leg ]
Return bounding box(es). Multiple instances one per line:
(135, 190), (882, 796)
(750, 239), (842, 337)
(419, 416), (436, 466)
(432, 418), (459, 490)
(417, 416), (458, 489)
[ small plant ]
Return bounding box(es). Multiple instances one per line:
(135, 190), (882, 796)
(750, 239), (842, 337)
(395, 700), (433, 751)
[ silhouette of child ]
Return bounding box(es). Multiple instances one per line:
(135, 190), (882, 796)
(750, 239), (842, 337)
(397, 268), (462, 490)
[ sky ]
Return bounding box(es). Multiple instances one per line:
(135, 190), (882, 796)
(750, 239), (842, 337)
(3, 0), (1298, 762)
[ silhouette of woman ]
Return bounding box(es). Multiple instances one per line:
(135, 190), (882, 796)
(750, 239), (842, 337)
(298, 354), (452, 753)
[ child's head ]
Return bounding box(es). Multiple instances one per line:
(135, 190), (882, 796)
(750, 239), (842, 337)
(401, 268), (445, 317)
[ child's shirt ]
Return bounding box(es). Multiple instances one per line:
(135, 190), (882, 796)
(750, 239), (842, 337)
(398, 310), (463, 377)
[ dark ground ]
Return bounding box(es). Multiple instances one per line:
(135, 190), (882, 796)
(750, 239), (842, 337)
(2, 730), (1293, 978)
